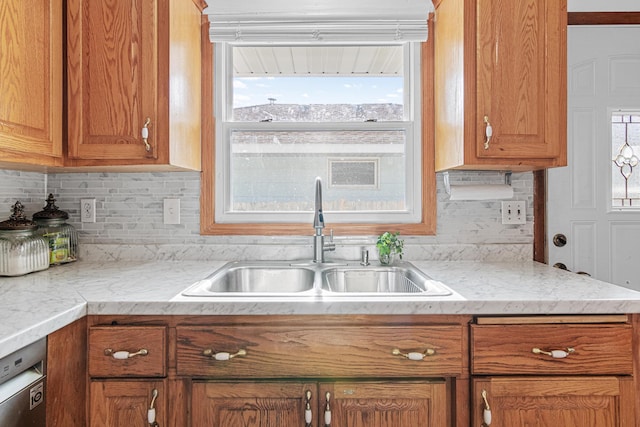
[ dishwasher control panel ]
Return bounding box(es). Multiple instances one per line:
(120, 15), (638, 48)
(0, 338), (46, 387)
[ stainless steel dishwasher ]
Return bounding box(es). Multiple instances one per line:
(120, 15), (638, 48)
(0, 338), (46, 426)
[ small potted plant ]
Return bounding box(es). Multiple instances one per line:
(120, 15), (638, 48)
(376, 231), (404, 265)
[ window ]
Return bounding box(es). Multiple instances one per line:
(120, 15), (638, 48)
(611, 113), (640, 209)
(199, 15), (436, 236)
(213, 43), (424, 225)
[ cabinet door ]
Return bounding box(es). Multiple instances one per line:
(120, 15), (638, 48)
(67, 0), (158, 161)
(90, 380), (165, 427)
(473, 377), (636, 427)
(191, 381), (318, 427)
(320, 381), (448, 427)
(475, 0), (565, 161)
(0, 0), (62, 166)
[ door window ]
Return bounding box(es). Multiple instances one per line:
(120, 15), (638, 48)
(611, 113), (640, 209)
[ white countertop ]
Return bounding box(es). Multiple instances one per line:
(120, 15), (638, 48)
(2, 259), (640, 359)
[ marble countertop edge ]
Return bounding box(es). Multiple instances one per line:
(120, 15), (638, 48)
(3, 259), (640, 359)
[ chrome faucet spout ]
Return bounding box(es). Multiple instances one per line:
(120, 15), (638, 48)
(313, 177), (324, 232)
(312, 177), (335, 263)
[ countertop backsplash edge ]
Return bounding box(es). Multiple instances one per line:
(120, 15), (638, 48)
(79, 243), (533, 262)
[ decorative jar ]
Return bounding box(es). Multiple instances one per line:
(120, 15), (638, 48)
(33, 194), (78, 265)
(0, 201), (50, 276)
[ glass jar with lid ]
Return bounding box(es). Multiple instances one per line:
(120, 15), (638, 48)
(33, 194), (78, 265)
(0, 201), (50, 276)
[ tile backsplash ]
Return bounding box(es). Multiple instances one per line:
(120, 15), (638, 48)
(0, 169), (533, 261)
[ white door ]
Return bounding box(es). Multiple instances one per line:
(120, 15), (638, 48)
(547, 26), (640, 290)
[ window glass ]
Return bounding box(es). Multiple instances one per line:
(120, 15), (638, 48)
(216, 43), (421, 224)
(611, 113), (640, 209)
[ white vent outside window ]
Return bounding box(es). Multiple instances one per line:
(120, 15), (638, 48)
(329, 159), (379, 189)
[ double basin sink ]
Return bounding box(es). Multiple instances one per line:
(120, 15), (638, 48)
(181, 261), (453, 298)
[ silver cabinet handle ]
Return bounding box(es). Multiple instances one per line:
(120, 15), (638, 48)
(104, 348), (148, 359)
(532, 347), (575, 359)
(141, 117), (152, 152)
(483, 115), (493, 150)
(202, 348), (247, 360)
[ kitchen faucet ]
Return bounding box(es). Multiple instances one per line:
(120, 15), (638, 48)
(313, 177), (335, 263)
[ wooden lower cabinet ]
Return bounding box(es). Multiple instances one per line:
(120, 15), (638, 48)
(89, 380), (165, 427)
(191, 381), (317, 426)
(320, 381), (448, 427)
(472, 377), (636, 427)
(191, 380), (448, 427)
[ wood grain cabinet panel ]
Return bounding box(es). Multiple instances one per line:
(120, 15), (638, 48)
(0, 0), (63, 168)
(191, 381), (448, 427)
(89, 325), (167, 378)
(66, 0), (201, 170)
(434, 0), (567, 171)
(320, 381), (448, 427)
(191, 381), (318, 427)
(472, 377), (636, 427)
(471, 323), (633, 375)
(471, 316), (636, 427)
(90, 380), (165, 427)
(177, 325), (465, 378)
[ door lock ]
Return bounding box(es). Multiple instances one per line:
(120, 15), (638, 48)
(553, 234), (567, 247)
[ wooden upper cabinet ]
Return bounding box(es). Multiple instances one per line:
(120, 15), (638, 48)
(66, 0), (201, 170)
(434, 0), (567, 171)
(0, 0), (63, 168)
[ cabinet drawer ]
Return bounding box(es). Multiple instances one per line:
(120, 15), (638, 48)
(177, 325), (464, 378)
(471, 323), (633, 375)
(89, 326), (167, 378)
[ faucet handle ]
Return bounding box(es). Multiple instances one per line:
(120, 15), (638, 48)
(324, 229), (336, 254)
(360, 249), (370, 266)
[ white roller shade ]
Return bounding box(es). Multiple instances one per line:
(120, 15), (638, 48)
(204, 0), (434, 43)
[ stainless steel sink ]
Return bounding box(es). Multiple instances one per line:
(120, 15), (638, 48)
(181, 261), (317, 297)
(181, 261), (454, 298)
(320, 266), (453, 296)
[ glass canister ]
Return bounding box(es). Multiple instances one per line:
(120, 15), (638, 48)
(33, 194), (78, 265)
(0, 201), (50, 276)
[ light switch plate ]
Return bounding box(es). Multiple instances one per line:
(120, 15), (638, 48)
(501, 201), (526, 225)
(163, 199), (180, 225)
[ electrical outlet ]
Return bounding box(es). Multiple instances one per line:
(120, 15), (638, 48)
(164, 199), (180, 225)
(501, 201), (526, 225)
(80, 198), (96, 223)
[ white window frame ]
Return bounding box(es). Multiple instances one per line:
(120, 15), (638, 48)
(214, 42), (422, 224)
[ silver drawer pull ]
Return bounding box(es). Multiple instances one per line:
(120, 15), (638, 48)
(202, 349), (247, 360)
(392, 348), (435, 361)
(532, 347), (575, 359)
(104, 348), (149, 359)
